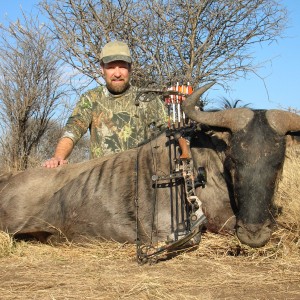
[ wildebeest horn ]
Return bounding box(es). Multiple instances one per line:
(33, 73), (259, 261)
(182, 82), (254, 132)
(266, 110), (300, 135)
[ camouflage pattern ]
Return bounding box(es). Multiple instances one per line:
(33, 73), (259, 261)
(62, 85), (167, 158)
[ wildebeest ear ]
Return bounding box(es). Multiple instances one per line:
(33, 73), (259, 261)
(287, 131), (300, 137)
(210, 131), (231, 150)
(285, 132), (300, 147)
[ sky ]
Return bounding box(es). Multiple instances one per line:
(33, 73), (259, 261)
(0, 0), (299, 111)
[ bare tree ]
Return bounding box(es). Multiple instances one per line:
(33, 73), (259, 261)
(32, 119), (89, 166)
(0, 14), (67, 171)
(40, 0), (287, 89)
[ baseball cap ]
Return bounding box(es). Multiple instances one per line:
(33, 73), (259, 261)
(100, 41), (132, 64)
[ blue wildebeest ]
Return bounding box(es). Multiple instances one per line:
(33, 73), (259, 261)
(0, 83), (299, 249)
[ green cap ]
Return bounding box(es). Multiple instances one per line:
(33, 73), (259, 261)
(100, 41), (132, 64)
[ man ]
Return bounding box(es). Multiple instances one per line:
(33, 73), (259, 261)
(44, 40), (166, 168)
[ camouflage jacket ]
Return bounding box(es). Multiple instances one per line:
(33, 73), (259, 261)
(61, 85), (167, 158)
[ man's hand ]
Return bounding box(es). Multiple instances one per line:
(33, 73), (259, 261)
(43, 157), (68, 168)
(43, 138), (74, 168)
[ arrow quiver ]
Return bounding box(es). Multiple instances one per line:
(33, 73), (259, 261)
(135, 84), (207, 264)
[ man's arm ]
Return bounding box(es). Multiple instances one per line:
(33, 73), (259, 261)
(43, 89), (96, 168)
(43, 137), (74, 168)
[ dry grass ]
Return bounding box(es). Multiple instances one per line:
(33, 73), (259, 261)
(1, 234), (299, 299)
(0, 231), (15, 258)
(0, 145), (299, 299)
(275, 145), (300, 248)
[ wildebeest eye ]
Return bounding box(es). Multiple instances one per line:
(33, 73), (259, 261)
(274, 142), (281, 148)
(240, 142), (248, 151)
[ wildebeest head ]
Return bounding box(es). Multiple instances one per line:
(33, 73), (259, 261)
(183, 83), (300, 247)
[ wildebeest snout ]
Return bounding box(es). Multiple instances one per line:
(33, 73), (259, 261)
(236, 219), (273, 248)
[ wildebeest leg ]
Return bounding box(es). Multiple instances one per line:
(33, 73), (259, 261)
(14, 231), (53, 243)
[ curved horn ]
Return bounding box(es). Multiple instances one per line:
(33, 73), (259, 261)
(182, 82), (254, 132)
(266, 110), (300, 135)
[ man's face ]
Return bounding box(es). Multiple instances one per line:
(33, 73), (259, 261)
(101, 60), (131, 94)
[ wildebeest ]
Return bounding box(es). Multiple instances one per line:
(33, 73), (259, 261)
(0, 83), (299, 249)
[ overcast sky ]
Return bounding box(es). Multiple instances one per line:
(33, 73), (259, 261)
(0, 0), (299, 110)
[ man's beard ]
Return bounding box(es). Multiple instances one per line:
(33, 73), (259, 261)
(106, 79), (130, 95)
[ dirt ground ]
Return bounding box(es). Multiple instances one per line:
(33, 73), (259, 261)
(0, 233), (299, 300)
